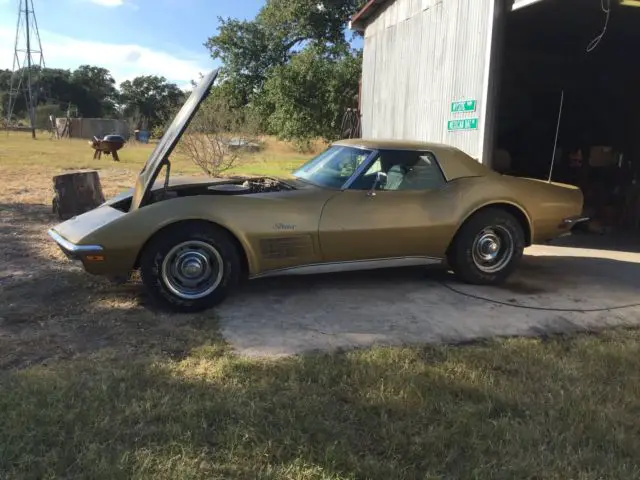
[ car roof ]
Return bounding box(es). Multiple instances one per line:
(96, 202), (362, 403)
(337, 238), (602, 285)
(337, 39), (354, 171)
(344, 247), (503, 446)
(331, 138), (492, 181)
(332, 137), (457, 152)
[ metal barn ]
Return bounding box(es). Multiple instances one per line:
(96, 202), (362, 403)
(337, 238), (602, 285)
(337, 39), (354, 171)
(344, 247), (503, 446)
(351, 0), (505, 162)
(351, 0), (640, 232)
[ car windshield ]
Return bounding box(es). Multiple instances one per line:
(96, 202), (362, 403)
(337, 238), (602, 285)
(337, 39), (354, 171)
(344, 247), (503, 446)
(292, 145), (372, 189)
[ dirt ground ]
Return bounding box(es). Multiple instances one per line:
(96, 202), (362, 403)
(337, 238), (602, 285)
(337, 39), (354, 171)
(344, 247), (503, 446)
(0, 163), (220, 370)
(2, 186), (640, 366)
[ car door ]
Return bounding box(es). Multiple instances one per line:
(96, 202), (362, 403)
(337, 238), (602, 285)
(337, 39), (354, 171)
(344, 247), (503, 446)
(318, 149), (453, 262)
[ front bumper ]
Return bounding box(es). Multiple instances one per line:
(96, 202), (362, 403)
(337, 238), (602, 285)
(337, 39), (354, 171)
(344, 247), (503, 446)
(47, 228), (104, 260)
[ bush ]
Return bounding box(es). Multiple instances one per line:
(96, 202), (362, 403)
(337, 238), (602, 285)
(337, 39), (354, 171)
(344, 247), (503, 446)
(176, 96), (260, 177)
(150, 125), (164, 139)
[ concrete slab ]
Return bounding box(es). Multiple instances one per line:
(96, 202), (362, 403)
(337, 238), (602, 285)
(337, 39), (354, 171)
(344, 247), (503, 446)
(216, 234), (640, 357)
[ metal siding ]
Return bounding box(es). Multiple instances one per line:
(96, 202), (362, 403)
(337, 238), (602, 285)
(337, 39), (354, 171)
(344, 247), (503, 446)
(360, 0), (496, 161)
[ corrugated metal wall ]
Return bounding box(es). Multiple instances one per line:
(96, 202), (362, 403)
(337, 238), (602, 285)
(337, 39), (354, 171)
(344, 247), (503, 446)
(360, 0), (496, 161)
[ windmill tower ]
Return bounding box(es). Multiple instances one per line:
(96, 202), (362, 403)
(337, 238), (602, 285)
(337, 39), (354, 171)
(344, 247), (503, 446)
(6, 0), (45, 139)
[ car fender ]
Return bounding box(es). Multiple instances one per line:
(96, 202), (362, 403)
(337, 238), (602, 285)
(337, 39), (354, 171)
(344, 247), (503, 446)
(82, 195), (261, 274)
(442, 176), (535, 249)
(456, 199), (534, 243)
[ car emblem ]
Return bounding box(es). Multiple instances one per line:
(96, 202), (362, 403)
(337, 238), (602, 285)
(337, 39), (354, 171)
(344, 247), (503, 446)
(274, 223), (296, 231)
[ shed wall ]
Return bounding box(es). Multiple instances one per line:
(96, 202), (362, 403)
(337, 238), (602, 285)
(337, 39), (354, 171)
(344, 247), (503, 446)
(360, 0), (496, 161)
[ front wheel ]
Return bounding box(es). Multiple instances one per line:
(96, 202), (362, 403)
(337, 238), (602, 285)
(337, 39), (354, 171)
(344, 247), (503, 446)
(139, 222), (242, 312)
(448, 208), (525, 285)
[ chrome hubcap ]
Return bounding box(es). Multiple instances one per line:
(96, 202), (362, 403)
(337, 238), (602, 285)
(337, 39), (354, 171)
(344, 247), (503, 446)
(180, 254), (206, 278)
(471, 226), (514, 273)
(161, 241), (224, 300)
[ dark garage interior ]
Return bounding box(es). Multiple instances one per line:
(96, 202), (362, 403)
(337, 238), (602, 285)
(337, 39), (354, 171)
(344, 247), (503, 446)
(495, 0), (640, 234)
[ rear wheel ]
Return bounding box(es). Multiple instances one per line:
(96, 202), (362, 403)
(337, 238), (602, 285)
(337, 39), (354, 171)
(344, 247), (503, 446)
(448, 208), (525, 285)
(139, 222), (241, 312)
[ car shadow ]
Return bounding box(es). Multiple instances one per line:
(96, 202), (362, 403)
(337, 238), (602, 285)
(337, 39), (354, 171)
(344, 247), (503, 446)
(232, 251), (640, 302)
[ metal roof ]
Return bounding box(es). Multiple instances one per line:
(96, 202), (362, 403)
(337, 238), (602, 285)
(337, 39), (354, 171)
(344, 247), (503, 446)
(350, 0), (392, 31)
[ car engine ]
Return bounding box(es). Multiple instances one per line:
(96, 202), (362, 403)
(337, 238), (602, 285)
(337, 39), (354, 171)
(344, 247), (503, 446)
(205, 177), (294, 195)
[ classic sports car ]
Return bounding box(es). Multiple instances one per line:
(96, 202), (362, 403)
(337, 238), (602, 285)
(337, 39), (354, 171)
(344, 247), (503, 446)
(47, 69), (587, 312)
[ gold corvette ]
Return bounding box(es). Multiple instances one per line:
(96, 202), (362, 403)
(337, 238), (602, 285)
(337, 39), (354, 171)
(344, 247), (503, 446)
(48, 70), (587, 312)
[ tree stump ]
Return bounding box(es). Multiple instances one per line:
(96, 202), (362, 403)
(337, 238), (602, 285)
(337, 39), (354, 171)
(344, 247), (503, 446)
(52, 170), (106, 220)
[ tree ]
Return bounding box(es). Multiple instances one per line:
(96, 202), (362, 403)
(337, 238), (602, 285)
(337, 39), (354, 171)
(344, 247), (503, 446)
(119, 75), (185, 129)
(258, 45), (361, 146)
(1, 65), (120, 120)
(71, 65), (118, 117)
(0, 69), (14, 120)
(205, 0), (362, 106)
(0, 66), (51, 120)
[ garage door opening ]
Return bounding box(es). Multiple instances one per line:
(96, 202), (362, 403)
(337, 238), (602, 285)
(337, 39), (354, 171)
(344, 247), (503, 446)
(494, 0), (640, 234)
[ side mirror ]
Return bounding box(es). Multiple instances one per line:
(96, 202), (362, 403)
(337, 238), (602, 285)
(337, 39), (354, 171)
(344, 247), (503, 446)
(368, 171), (387, 197)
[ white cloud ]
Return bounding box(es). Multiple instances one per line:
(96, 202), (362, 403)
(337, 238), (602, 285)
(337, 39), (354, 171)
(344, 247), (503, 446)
(89, 0), (124, 6)
(0, 26), (212, 89)
(82, 0), (139, 10)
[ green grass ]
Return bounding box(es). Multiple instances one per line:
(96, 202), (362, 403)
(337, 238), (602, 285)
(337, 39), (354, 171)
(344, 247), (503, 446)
(0, 130), (313, 205)
(0, 130), (310, 178)
(2, 330), (640, 479)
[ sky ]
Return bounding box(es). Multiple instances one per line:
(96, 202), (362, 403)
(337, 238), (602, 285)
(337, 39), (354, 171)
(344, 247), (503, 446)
(0, 0), (269, 89)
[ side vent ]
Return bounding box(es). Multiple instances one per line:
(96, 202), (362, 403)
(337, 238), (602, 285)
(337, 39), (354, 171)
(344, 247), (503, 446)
(260, 236), (313, 260)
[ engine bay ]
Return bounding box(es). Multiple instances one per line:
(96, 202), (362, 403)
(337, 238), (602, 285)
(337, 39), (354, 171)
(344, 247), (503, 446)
(151, 176), (295, 202)
(109, 177), (296, 212)
(212, 177), (295, 195)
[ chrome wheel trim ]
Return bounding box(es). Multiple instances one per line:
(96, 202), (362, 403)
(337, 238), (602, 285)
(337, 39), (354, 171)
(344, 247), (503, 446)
(471, 225), (514, 274)
(161, 240), (224, 300)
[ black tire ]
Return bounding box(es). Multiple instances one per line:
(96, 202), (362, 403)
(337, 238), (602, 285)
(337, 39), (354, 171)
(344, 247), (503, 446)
(139, 221), (242, 313)
(447, 208), (525, 285)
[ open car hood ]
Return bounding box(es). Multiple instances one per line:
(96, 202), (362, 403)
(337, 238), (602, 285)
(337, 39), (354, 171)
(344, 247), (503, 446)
(129, 68), (219, 211)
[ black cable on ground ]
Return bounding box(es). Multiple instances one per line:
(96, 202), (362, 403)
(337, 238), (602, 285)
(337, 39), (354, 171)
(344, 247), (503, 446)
(439, 281), (640, 313)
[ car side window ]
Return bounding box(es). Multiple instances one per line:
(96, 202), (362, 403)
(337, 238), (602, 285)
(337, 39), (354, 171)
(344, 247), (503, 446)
(349, 150), (446, 191)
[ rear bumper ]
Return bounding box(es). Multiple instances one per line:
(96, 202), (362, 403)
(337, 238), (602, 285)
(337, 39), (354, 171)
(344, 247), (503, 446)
(553, 215), (590, 239)
(47, 228), (104, 260)
(559, 215), (590, 228)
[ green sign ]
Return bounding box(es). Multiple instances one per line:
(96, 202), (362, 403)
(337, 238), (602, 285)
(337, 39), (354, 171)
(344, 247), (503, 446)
(451, 100), (477, 113)
(447, 118), (478, 131)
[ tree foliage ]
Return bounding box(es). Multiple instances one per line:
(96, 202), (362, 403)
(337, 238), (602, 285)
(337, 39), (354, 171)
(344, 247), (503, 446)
(70, 65), (119, 117)
(0, 65), (118, 120)
(118, 75), (185, 129)
(204, 0), (364, 144)
(1, 66), (184, 130)
(258, 46), (361, 144)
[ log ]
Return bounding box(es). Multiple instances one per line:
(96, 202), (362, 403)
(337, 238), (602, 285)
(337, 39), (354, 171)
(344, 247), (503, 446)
(52, 170), (105, 220)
